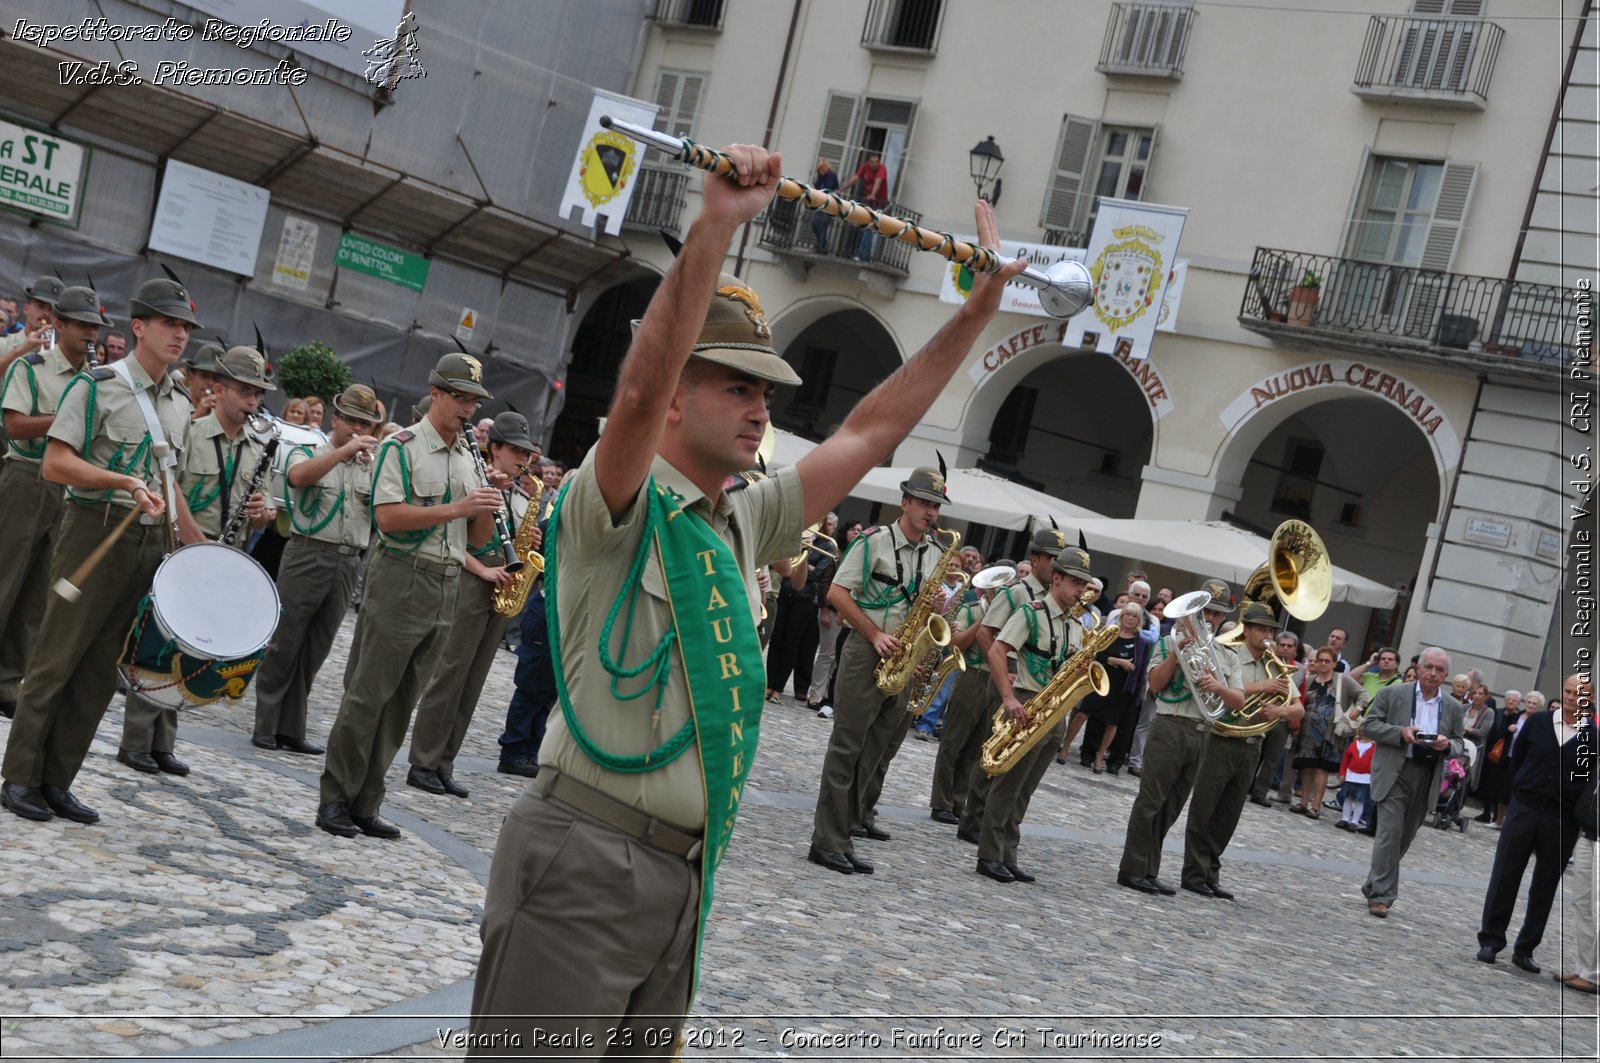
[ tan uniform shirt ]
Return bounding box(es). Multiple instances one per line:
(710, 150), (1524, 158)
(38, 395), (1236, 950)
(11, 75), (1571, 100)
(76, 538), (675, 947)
(180, 412), (272, 541)
(980, 572), (1046, 672)
(0, 330), (33, 364)
(832, 522), (939, 635)
(1229, 649), (1302, 729)
(47, 357), (192, 508)
(372, 416), (479, 565)
(954, 597), (987, 669)
(1150, 633), (1243, 723)
(540, 450), (805, 829)
(996, 592), (1084, 698)
(1, 345), (76, 464)
(283, 441), (372, 549)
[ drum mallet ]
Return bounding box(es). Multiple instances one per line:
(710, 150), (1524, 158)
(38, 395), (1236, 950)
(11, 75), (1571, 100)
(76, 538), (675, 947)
(53, 441), (170, 603)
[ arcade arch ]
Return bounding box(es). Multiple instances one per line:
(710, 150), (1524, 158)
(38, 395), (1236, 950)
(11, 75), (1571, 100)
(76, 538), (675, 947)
(548, 270), (661, 464)
(769, 302), (902, 441)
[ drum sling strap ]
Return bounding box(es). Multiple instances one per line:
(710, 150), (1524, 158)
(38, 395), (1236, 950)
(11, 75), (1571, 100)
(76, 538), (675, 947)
(110, 359), (178, 547)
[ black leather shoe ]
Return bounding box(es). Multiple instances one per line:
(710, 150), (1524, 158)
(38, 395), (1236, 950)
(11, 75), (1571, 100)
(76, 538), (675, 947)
(955, 829), (980, 845)
(845, 852), (875, 874)
(1116, 871), (1160, 894)
(116, 749), (160, 774)
(0, 700), (15, 719)
(497, 758), (539, 778)
(850, 823), (891, 841)
(1, 782), (53, 821)
(1182, 880), (1216, 898)
(275, 735), (325, 756)
(1512, 952), (1540, 974)
(406, 766), (447, 795)
(1003, 862), (1036, 883)
(41, 786), (99, 824)
(1207, 882), (1235, 901)
(930, 809), (959, 824)
(1127, 766), (1143, 777)
(250, 735), (278, 750)
(1147, 877), (1177, 895)
(976, 858), (1015, 882)
(315, 802), (359, 837)
(151, 752), (189, 776)
(438, 773), (469, 799)
(806, 845), (854, 874)
(1476, 945), (1497, 964)
(351, 813), (401, 839)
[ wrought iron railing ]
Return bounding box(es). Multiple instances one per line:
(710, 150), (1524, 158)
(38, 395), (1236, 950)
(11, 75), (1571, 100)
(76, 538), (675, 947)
(860, 0), (943, 53)
(1097, 2), (1194, 77)
(1240, 247), (1578, 371)
(623, 167), (690, 233)
(757, 200), (922, 276)
(1042, 227), (1088, 248)
(1353, 15), (1503, 107)
(648, 0), (725, 30)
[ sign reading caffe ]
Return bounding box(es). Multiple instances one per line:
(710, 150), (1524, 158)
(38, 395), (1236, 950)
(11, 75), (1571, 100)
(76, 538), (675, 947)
(0, 119), (89, 226)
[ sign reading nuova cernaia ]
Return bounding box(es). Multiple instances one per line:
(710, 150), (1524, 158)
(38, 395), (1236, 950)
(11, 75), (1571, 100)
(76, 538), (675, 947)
(0, 119), (88, 226)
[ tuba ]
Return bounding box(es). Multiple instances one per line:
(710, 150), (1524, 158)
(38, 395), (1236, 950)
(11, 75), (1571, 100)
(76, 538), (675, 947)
(981, 594), (1116, 775)
(1209, 519), (1332, 738)
(491, 475), (547, 616)
(874, 528), (964, 695)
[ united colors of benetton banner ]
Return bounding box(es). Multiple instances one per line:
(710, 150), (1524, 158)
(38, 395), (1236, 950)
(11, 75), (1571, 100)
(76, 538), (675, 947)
(559, 89), (658, 235)
(1060, 197), (1188, 360)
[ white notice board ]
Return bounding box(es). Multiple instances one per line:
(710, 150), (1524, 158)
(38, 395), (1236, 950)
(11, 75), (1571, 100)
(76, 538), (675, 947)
(148, 159), (270, 277)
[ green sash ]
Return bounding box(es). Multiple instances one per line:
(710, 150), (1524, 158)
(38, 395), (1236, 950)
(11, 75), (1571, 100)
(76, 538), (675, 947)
(545, 474), (766, 1000)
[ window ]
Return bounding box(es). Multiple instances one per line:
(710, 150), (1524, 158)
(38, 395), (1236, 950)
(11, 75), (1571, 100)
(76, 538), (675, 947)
(1039, 115), (1159, 242)
(989, 387), (1037, 463)
(651, 69), (706, 139)
(1270, 439), (1322, 519)
(861, 0), (943, 52)
(1099, 1), (1194, 76)
(791, 347), (837, 412)
(1394, 0), (1485, 93)
(1349, 158), (1443, 267)
(815, 92), (918, 203)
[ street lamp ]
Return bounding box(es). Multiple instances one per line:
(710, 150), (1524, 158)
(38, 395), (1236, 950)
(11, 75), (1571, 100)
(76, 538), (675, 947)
(969, 135), (1004, 205)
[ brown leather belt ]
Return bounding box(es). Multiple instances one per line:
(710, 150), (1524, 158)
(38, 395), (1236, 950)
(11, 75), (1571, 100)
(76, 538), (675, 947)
(539, 769), (702, 860)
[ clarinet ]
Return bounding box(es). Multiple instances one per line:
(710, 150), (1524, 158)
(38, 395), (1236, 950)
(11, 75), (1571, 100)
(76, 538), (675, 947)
(83, 339), (98, 369)
(460, 418), (523, 572)
(219, 415), (280, 547)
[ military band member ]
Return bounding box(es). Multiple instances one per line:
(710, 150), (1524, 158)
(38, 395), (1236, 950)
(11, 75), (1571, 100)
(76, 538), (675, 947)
(955, 528), (1065, 844)
(249, 384), (382, 754)
(975, 548), (1095, 883)
(178, 341), (225, 421)
(315, 352), (503, 840)
(927, 575), (994, 824)
(406, 411), (539, 798)
(1180, 599), (1302, 898)
(116, 345), (278, 777)
(0, 286), (110, 720)
(0, 276), (65, 378)
(0, 276), (204, 824)
(1116, 578), (1245, 895)
(806, 469), (947, 876)
(469, 141), (1025, 1053)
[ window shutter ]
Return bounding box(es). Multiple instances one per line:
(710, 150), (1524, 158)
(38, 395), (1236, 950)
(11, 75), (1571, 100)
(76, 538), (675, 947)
(816, 92), (860, 172)
(1040, 114), (1099, 232)
(1419, 160), (1477, 271)
(888, 103), (918, 202)
(1410, 0), (1484, 12)
(1139, 124), (1161, 200)
(653, 70), (706, 138)
(1338, 145), (1374, 257)
(1162, 7), (1192, 68)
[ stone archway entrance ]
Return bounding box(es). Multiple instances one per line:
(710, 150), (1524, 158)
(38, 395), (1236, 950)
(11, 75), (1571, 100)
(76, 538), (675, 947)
(769, 304), (902, 441)
(547, 273), (660, 465)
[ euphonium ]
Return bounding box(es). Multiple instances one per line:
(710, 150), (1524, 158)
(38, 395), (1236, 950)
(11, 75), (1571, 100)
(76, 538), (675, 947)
(491, 475), (546, 616)
(1164, 589), (1233, 722)
(981, 596), (1117, 776)
(874, 528), (963, 695)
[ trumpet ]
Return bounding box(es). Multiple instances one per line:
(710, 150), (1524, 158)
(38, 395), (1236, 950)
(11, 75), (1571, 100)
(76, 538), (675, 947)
(786, 525), (841, 569)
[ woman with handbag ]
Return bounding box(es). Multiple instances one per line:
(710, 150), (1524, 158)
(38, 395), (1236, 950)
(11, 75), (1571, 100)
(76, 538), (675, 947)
(1475, 695), (1523, 827)
(1290, 645), (1368, 818)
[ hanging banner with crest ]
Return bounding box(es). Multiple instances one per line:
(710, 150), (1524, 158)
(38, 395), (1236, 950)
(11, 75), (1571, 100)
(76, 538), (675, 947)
(558, 89), (658, 235)
(1060, 197), (1188, 360)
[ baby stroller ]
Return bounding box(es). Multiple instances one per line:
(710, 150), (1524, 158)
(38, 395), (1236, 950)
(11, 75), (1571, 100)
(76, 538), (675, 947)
(1432, 740), (1475, 832)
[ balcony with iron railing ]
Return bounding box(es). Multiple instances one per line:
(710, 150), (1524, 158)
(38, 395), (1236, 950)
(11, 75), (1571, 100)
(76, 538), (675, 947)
(1352, 14), (1503, 109)
(757, 198), (921, 279)
(861, 0), (943, 54)
(1097, 1), (1194, 78)
(648, 0), (725, 31)
(1239, 247), (1580, 381)
(623, 166), (690, 234)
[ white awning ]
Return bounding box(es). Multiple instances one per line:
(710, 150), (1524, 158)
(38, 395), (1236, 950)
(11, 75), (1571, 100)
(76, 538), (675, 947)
(846, 465), (1103, 531)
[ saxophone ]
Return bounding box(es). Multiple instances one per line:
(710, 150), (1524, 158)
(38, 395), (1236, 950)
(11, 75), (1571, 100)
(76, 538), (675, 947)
(874, 528), (963, 695)
(491, 474), (547, 616)
(903, 569), (973, 718)
(981, 595), (1117, 776)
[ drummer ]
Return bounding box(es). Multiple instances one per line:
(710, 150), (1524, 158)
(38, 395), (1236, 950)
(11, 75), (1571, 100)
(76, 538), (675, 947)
(0, 274), (205, 825)
(117, 345), (279, 779)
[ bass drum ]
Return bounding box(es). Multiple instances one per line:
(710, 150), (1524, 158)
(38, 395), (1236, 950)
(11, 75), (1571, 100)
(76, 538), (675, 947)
(121, 542), (282, 708)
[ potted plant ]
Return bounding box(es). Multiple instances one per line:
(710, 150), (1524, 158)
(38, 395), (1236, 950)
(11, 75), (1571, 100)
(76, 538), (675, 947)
(1289, 269), (1321, 326)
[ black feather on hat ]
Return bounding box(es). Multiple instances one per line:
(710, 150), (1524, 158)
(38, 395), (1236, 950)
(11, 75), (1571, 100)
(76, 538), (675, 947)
(160, 263), (184, 285)
(937, 450), (948, 482)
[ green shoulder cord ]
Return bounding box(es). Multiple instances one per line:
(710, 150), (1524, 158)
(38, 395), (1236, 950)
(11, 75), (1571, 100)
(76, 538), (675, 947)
(72, 375), (151, 504)
(284, 443), (345, 536)
(369, 437), (450, 555)
(548, 481), (696, 772)
(0, 358), (44, 460)
(185, 438), (237, 515)
(849, 529), (910, 614)
(1155, 636), (1190, 703)
(1021, 606), (1058, 686)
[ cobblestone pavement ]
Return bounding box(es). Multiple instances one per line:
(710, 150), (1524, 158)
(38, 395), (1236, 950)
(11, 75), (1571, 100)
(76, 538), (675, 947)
(1, 617), (1595, 1061)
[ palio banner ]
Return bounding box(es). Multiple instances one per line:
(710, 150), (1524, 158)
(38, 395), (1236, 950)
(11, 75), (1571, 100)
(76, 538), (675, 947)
(559, 89), (658, 235)
(1061, 198), (1188, 360)
(0, 119), (89, 227)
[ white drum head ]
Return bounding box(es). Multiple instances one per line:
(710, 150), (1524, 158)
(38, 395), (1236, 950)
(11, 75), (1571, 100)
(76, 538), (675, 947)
(149, 542), (281, 659)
